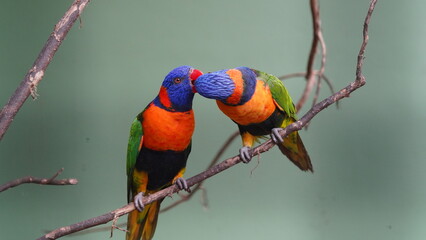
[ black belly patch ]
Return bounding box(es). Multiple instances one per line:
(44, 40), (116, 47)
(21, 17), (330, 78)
(237, 108), (285, 136)
(135, 145), (191, 190)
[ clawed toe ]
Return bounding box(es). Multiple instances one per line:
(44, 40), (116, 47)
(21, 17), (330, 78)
(271, 128), (284, 144)
(175, 177), (190, 192)
(239, 146), (252, 163)
(134, 192), (145, 212)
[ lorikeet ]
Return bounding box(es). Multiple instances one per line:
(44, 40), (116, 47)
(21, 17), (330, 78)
(194, 67), (312, 172)
(126, 66), (203, 240)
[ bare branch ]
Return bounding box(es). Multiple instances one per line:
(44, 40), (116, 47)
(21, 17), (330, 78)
(312, 76), (322, 107)
(37, 0), (377, 239)
(0, 168), (78, 193)
(305, 0), (321, 80)
(0, 0), (91, 141)
(317, 22), (327, 78)
(312, 20), (327, 107)
(279, 71), (337, 110)
(37, 204), (134, 240)
(278, 72), (307, 80)
(38, 131), (240, 237)
(278, 0), (331, 114)
(357, 0), (377, 83)
(38, 77), (365, 240)
(160, 130), (240, 212)
(321, 74), (336, 98)
(295, 0), (324, 111)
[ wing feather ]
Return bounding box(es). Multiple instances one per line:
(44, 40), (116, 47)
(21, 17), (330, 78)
(252, 69), (297, 119)
(127, 115), (143, 202)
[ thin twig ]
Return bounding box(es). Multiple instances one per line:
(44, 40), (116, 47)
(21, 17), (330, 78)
(0, 168), (78, 192)
(321, 75), (336, 97)
(356, 0), (377, 83)
(305, 0), (321, 79)
(312, 76), (322, 107)
(200, 186), (209, 210)
(0, 0), (91, 141)
(295, 0), (322, 111)
(279, 71), (337, 109)
(278, 72), (307, 80)
(63, 130), (240, 237)
(317, 23), (327, 78)
(37, 78), (365, 240)
(37, 1), (377, 239)
(312, 20), (327, 107)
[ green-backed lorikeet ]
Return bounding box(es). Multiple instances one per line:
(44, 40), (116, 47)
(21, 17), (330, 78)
(126, 66), (203, 240)
(193, 67), (312, 172)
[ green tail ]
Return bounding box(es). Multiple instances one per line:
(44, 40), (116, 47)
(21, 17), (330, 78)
(278, 130), (313, 172)
(127, 199), (163, 240)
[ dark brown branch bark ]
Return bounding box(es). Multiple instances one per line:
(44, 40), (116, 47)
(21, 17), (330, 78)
(0, 0), (91, 141)
(306, 0), (321, 80)
(160, 131), (240, 212)
(37, 78), (365, 240)
(296, 0), (325, 111)
(0, 168), (78, 192)
(63, 131), (242, 235)
(36, 0), (377, 236)
(357, 0), (376, 83)
(36, 0), (377, 239)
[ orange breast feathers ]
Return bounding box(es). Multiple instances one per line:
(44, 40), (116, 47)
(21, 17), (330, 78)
(141, 103), (195, 151)
(216, 80), (276, 126)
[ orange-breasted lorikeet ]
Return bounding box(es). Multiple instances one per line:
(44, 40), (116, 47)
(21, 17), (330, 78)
(194, 67), (312, 172)
(126, 66), (203, 240)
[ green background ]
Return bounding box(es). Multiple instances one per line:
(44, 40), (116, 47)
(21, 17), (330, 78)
(0, 0), (423, 239)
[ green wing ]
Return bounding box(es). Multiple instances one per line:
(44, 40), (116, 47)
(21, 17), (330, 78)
(252, 69), (297, 119)
(126, 114), (143, 202)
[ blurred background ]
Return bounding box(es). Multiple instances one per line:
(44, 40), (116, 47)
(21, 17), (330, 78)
(0, 0), (424, 239)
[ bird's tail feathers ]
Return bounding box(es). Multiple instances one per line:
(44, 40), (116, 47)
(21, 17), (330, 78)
(126, 199), (163, 240)
(277, 130), (313, 172)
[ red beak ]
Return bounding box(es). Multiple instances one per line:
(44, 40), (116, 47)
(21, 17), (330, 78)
(189, 69), (203, 93)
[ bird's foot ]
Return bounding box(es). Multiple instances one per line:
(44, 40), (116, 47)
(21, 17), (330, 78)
(271, 128), (284, 144)
(134, 192), (145, 212)
(175, 177), (191, 193)
(239, 146), (253, 163)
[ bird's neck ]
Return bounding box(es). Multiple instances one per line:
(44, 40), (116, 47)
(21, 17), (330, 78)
(153, 87), (193, 112)
(222, 79), (257, 106)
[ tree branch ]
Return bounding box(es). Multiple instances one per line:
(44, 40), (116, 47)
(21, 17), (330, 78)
(36, 78), (364, 240)
(279, 72), (337, 111)
(296, 0), (326, 111)
(65, 131), (241, 235)
(357, 0), (376, 83)
(305, 0), (321, 80)
(35, 0), (377, 239)
(194, 6), (328, 206)
(37, 0), (377, 237)
(160, 131), (240, 212)
(0, 0), (91, 141)
(0, 168), (78, 193)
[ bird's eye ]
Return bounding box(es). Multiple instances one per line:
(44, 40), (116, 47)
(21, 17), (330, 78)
(173, 77), (182, 84)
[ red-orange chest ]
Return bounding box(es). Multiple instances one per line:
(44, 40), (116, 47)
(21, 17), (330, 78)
(142, 104), (194, 151)
(216, 80), (276, 126)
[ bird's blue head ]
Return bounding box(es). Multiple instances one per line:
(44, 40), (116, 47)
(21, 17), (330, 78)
(193, 67), (256, 105)
(154, 65), (203, 112)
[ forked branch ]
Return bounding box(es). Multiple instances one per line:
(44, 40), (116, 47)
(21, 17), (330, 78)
(295, 0), (326, 111)
(37, 1), (377, 238)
